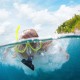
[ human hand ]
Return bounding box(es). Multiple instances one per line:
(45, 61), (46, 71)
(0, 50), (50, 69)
(12, 53), (17, 58)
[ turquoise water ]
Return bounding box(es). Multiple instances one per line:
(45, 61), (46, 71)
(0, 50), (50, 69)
(0, 38), (80, 80)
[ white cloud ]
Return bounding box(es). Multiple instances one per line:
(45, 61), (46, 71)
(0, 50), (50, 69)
(32, 24), (42, 31)
(31, 9), (54, 25)
(54, 5), (80, 19)
(14, 3), (34, 19)
(0, 9), (10, 20)
(0, 26), (5, 35)
(13, 3), (55, 25)
(0, 3), (80, 37)
(52, 5), (80, 26)
(0, 21), (11, 35)
(12, 3), (80, 35)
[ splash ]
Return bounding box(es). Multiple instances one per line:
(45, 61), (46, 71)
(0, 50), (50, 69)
(0, 39), (69, 75)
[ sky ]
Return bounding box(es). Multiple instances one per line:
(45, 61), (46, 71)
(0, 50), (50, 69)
(0, 0), (80, 38)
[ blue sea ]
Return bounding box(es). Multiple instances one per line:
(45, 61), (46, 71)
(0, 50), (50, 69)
(0, 37), (80, 80)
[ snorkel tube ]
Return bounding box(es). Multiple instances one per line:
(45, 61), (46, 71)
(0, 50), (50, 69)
(15, 26), (42, 53)
(15, 25), (28, 53)
(15, 25), (21, 41)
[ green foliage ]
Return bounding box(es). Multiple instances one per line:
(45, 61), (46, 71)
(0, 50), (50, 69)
(57, 14), (80, 33)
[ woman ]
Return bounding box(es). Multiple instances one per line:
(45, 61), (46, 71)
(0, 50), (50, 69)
(4, 29), (52, 70)
(4, 29), (69, 70)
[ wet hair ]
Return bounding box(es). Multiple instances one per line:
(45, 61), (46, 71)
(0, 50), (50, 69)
(21, 29), (38, 39)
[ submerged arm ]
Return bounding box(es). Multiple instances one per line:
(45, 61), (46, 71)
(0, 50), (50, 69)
(12, 52), (18, 58)
(3, 48), (10, 59)
(41, 40), (52, 51)
(3, 48), (17, 58)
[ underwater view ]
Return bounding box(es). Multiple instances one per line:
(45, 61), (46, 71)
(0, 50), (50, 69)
(0, 0), (80, 80)
(0, 37), (80, 80)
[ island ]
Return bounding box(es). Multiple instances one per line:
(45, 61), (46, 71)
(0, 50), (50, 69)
(56, 14), (80, 34)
